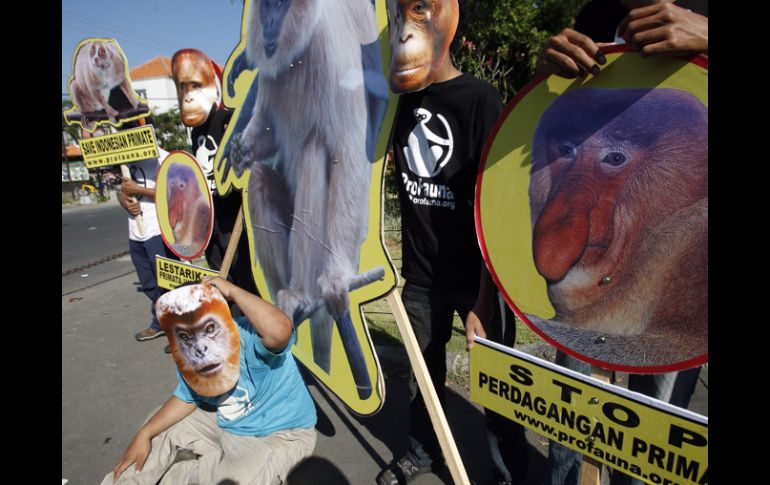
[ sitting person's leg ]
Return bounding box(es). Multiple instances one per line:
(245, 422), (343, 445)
(166, 427), (316, 485)
(101, 408), (221, 485)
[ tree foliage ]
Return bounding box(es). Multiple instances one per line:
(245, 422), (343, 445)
(150, 107), (189, 151)
(452, 0), (591, 103)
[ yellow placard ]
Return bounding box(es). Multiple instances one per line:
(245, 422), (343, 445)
(470, 338), (708, 485)
(156, 256), (219, 291)
(80, 125), (159, 169)
(211, 0), (398, 415)
(477, 47), (708, 372)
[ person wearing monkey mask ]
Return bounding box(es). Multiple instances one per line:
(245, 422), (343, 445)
(171, 49), (259, 303)
(379, 1), (529, 484)
(101, 278), (316, 485)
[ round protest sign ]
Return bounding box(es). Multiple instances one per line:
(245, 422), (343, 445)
(157, 150), (214, 261)
(476, 46), (707, 373)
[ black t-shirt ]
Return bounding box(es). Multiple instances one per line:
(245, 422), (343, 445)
(191, 107), (241, 229)
(392, 72), (503, 292)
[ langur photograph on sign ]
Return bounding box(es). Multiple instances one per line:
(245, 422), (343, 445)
(63, 38), (150, 132)
(157, 151), (214, 261)
(476, 47), (707, 372)
(214, 0), (396, 415)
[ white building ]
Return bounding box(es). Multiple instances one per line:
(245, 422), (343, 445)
(129, 56), (178, 114)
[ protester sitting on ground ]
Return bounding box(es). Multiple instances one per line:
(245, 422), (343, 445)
(101, 277), (317, 485)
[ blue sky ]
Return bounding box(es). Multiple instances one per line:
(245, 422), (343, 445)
(62, 0), (244, 97)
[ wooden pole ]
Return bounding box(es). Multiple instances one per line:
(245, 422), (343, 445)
(120, 164), (144, 236)
(218, 204), (244, 278)
(386, 290), (470, 485)
(578, 366), (613, 485)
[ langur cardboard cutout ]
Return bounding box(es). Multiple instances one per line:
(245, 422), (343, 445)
(64, 38), (150, 132)
(157, 151), (214, 260)
(386, 0), (459, 93)
(476, 46), (708, 373)
(212, 0), (397, 415)
(157, 283), (241, 397)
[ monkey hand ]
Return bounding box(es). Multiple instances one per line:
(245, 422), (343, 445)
(228, 132), (255, 177)
(105, 104), (120, 123)
(618, 2), (708, 57)
(277, 288), (312, 325)
(82, 114), (96, 132)
(536, 28), (606, 79)
(113, 433), (151, 481)
(318, 266), (353, 320)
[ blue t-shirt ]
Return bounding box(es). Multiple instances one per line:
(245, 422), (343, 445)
(173, 316), (317, 436)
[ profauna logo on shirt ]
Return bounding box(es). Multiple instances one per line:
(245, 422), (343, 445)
(403, 107), (454, 178)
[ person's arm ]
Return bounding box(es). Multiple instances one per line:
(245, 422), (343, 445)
(536, 28), (607, 78)
(465, 265), (496, 350)
(204, 276), (292, 352)
(618, 2), (707, 56)
(122, 178), (156, 201)
(113, 396), (196, 480)
(117, 189), (142, 216)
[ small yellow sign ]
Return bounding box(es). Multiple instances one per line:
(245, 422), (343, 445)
(470, 339), (708, 485)
(156, 256), (219, 291)
(80, 125), (159, 169)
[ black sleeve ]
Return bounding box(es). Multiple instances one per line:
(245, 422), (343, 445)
(474, 84), (504, 165)
(574, 0), (628, 42)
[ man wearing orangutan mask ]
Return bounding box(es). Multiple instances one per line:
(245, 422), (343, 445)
(379, 2), (529, 484)
(101, 278), (316, 485)
(171, 49), (259, 304)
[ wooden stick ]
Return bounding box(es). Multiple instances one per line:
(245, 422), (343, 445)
(120, 164), (144, 236)
(386, 290), (470, 485)
(219, 203), (244, 278)
(579, 366), (613, 485)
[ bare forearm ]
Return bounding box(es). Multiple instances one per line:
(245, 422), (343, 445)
(474, 265), (496, 312)
(135, 396), (196, 440)
(129, 186), (156, 201)
(228, 286), (293, 351)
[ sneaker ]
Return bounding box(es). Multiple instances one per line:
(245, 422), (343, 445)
(164, 345), (171, 354)
(135, 327), (164, 342)
(376, 456), (430, 485)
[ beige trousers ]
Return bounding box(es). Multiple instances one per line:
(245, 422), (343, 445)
(101, 408), (316, 485)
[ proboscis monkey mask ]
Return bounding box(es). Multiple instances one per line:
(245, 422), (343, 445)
(171, 49), (223, 127)
(386, 0), (460, 93)
(157, 283), (240, 397)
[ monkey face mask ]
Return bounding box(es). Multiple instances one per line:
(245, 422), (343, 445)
(171, 49), (222, 127)
(387, 0), (459, 93)
(157, 283), (240, 397)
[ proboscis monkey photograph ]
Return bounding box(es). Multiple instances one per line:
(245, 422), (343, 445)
(386, 0), (459, 94)
(527, 87), (708, 368)
(475, 48), (708, 371)
(216, 0), (391, 408)
(64, 38), (150, 132)
(157, 151), (214, 261)
(157, 283), (240, 397)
